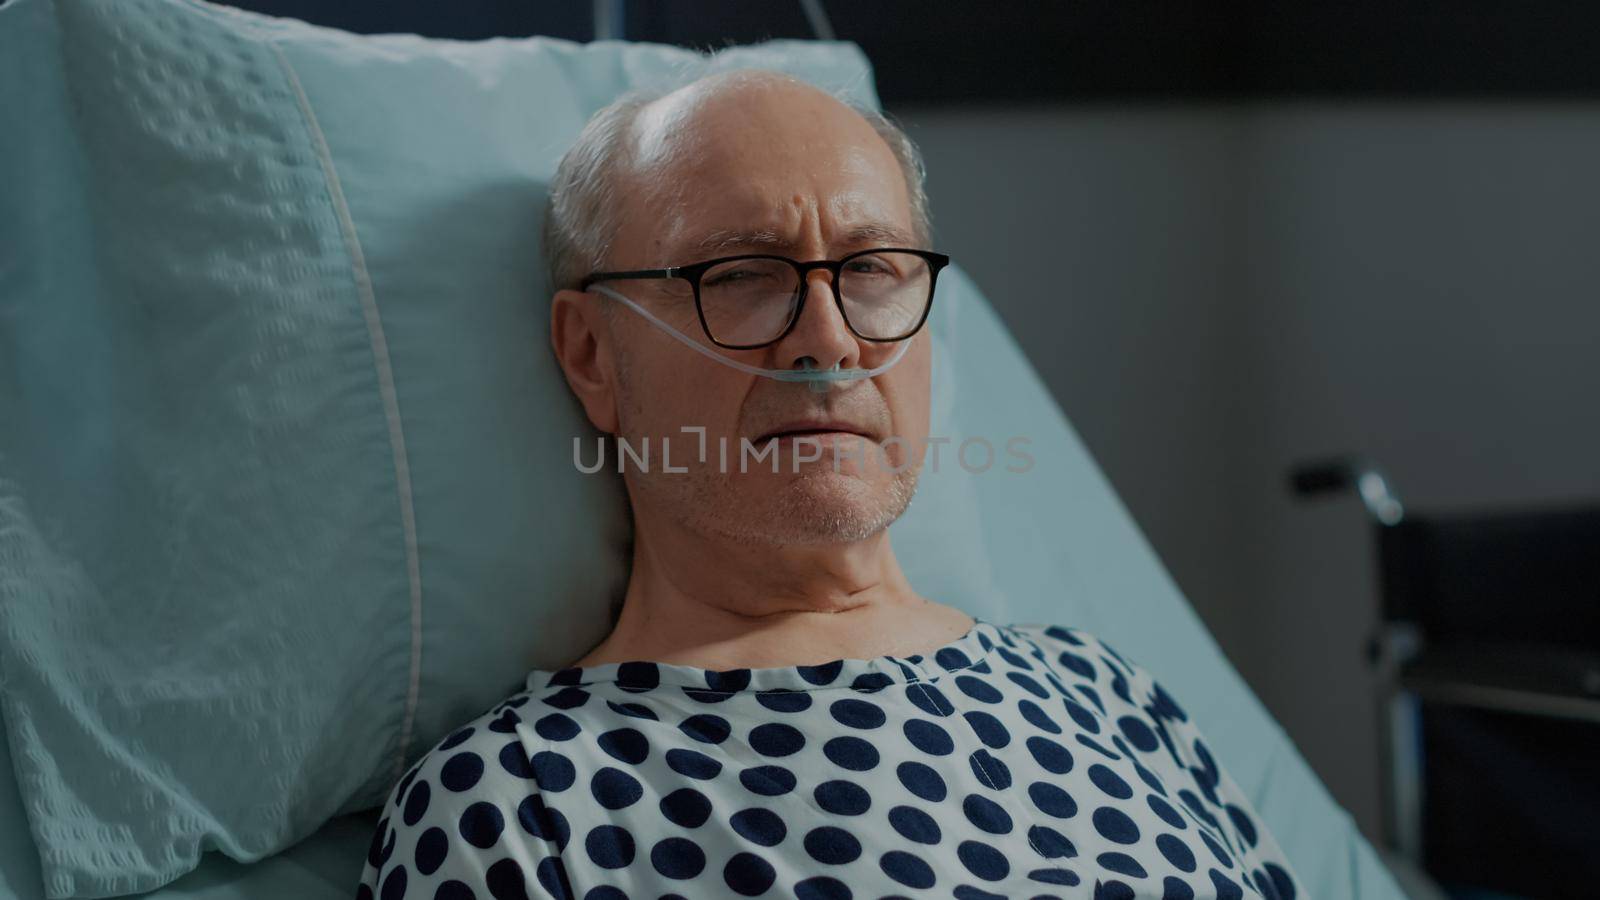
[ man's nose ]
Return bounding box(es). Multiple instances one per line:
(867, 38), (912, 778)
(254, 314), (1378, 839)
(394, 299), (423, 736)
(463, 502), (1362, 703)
(773, 268), (859, 372)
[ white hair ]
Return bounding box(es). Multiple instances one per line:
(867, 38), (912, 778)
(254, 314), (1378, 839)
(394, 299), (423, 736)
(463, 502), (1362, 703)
(543, 69), (932, 295)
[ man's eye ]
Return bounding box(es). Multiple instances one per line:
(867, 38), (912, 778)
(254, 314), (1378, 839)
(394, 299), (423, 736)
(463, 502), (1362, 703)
(706, 268), (774, 286)
(846, 259), (893, 276)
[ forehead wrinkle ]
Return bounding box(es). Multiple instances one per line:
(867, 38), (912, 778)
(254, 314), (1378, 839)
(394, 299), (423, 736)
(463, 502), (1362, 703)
(684, 221), (918, 260)
(624, 80), (918, 265)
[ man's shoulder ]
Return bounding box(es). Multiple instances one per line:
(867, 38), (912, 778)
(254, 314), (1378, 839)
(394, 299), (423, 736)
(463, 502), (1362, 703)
(376, 692), (517, 809)
(1002, 620), (1187, 717)
(1003, 619), (1128, 664)
(379, 679), (623, 807)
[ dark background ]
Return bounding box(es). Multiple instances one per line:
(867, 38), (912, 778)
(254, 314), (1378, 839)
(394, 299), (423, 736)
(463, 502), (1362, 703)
(217, 0), (1600, 103)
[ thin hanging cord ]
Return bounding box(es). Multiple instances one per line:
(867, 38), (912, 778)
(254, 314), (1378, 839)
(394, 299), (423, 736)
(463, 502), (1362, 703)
(592, 0), (625, 40)
(798, 0), (837, 41)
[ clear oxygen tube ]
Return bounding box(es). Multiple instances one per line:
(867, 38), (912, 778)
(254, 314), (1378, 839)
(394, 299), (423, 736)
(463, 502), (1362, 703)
(591, 284), (910, 393)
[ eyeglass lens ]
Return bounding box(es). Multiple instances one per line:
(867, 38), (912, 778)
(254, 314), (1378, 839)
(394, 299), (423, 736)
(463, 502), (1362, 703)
(698, 251), (933, 346)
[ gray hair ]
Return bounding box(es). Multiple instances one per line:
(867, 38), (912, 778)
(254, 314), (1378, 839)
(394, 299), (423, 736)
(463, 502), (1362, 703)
(542, 70), (932, 295)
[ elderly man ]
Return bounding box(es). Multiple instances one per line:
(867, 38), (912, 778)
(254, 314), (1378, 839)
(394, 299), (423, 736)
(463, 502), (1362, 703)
(359, 70), (1303, 900)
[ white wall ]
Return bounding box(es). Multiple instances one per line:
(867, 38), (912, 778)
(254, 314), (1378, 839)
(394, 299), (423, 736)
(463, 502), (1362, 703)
(900, 102), (1600, 840)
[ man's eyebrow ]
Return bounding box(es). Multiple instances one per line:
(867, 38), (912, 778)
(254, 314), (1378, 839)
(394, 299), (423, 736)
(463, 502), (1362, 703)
(692, 229), (789, 255)
(840, 223), (917, 248)
(689, 223), (918, 257)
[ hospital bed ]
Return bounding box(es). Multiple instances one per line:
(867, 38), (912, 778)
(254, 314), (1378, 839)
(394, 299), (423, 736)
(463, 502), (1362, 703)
(0, 1), (1409, 897)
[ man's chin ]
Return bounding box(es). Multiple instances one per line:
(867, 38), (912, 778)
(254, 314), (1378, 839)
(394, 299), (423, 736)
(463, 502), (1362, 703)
(760, 464), (887, 504)
(734, 471), (916, 544)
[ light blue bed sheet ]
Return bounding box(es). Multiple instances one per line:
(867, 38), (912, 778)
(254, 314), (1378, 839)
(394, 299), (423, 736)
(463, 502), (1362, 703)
(0, 702), (373, 900)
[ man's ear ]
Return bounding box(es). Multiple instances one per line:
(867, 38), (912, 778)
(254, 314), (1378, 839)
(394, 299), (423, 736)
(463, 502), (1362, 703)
(550, 288), (620, 435)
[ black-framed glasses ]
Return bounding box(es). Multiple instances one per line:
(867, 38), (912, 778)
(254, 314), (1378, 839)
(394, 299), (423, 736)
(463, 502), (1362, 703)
(579, 248), (951, 350)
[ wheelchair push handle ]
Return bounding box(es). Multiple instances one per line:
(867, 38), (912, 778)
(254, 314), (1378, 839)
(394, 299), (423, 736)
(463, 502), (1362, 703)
(1287, 454), (1406, 526)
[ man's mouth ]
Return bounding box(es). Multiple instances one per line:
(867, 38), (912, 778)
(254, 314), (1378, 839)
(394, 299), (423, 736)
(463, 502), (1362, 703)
(756, 421), (874, 443)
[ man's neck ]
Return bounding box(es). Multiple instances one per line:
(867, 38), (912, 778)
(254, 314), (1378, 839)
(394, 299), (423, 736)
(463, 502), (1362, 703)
(568, 523), (974, 671)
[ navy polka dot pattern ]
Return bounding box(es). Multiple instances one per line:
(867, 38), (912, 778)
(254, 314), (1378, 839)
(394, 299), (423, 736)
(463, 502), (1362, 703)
(357, 620), (1304, 899)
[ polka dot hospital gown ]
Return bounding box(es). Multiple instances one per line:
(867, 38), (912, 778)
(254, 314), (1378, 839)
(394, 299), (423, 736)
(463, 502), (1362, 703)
(357, 618), (1305, 900)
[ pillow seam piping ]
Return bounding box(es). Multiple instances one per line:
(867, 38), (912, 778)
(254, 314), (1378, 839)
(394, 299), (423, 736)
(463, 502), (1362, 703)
(265, 38), (425, 791)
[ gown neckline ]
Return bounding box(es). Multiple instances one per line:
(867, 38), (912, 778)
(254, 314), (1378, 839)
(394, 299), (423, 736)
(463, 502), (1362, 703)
(525, 616), (1007, 695)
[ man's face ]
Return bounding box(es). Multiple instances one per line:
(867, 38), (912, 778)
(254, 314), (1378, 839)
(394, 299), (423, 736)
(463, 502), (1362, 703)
(567, 77), (932, 546)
